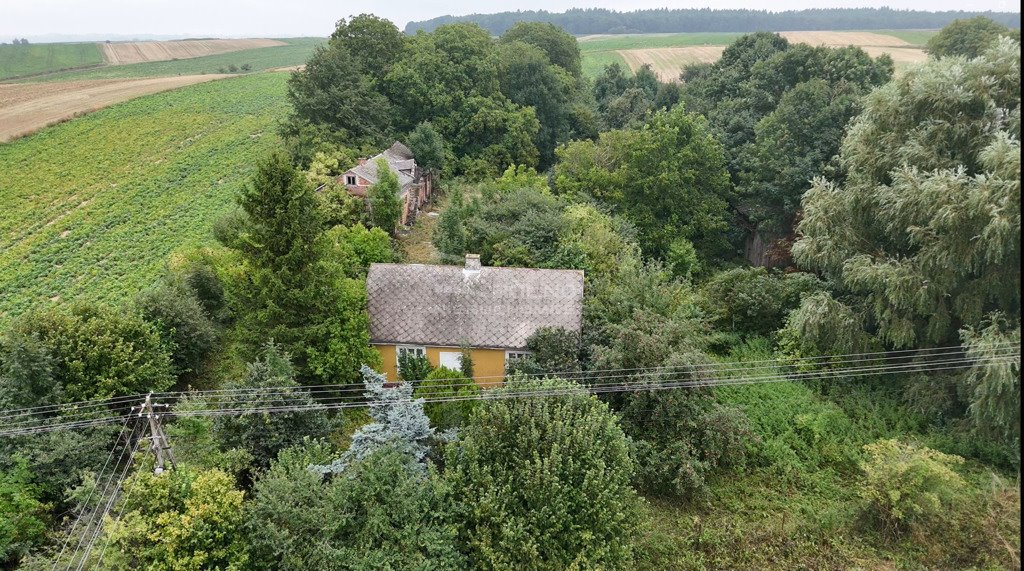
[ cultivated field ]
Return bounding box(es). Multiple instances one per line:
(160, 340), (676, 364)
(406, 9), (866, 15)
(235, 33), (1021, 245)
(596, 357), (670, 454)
(0, 42), (104, 80)
(581, 29), (936, 80)
(776, 30), (911, 46)
(0, 72), (291, 323)
(18, 38), (321, 82)
(0, 75), (230, 142)
(619, 47), (726, 79)
(100, 38), (286, 65)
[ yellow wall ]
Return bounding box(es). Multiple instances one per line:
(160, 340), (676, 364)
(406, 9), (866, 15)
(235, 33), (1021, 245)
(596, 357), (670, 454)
(373, 344), (507, 387)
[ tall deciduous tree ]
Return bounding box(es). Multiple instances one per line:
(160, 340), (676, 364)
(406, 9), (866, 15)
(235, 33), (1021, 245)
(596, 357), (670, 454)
(4, 303), (173, 401)
(286, 43), (393, 145)
(792, 38), (1020, 350)
(555, 105), (733, 266)
(406, 121), (445, 174)
(496, 41), (574, 168)
(927, 16), (1021, 59)
(329, 14), (406, 83)
(499, 21), (582, 78)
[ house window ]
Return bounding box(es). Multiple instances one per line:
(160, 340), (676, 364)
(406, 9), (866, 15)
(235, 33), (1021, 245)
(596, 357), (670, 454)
(345, 175), (357, 185)
(505, 351), (531, 366)
(396, 345), (426, 370)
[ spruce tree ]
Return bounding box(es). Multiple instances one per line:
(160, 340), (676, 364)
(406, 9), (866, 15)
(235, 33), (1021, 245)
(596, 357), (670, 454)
(229, 152), (377, 381)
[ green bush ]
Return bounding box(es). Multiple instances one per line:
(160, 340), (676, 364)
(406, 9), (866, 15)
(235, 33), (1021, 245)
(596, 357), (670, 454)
(446, 377), (644, 568)
(8, 302), (174, 401)
(699, 267), (822, 338)
(247, 442), (463, 569)
(102, 468), (249, 570)
(413, 366), (478, 430)
(0, 458), (48, 566)
(859, 439), (966, 536)
(135, 277), (218, 382)
(398, 351), (434, 382)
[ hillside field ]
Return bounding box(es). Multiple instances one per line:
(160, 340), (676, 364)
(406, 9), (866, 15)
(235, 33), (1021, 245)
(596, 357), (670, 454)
(0, 75), (232, 142)
(99, 38), (286, 65)
(580, 29), (937, 79)
(0, 72), (291, 324)
(5, 38), (320, 82)
(0, 42), (104, 80)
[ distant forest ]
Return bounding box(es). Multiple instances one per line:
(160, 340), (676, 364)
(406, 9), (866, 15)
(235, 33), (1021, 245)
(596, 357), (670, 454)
(405, 8), (1021, 35)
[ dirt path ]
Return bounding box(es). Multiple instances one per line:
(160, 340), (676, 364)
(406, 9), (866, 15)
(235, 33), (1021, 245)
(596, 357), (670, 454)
(0, 75), (231, 142)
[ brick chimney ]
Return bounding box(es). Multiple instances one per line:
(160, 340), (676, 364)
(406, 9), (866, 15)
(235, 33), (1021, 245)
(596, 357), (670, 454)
(463, 254), (481, 277)
(357, 158), (368, 166)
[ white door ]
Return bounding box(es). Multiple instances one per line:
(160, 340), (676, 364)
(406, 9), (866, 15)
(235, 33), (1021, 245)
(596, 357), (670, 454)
(439, 351), (462, 370)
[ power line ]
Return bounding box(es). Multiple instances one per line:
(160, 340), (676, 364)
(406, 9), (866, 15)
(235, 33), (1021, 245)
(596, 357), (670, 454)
(48, 415), (133, 571)
(2, 346), (1017, 437)
(1, 343), (1014, 427)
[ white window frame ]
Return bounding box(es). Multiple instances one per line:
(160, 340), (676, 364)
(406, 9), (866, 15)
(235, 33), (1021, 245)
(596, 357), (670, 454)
(345, 174), (357, 185)
(396, 345), (427, 370)
(438, 351), (463, 371)
(505, 350), (531, 366)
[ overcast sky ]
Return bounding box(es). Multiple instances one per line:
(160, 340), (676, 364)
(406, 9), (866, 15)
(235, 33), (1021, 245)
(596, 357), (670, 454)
(1, 0), (1018, 41)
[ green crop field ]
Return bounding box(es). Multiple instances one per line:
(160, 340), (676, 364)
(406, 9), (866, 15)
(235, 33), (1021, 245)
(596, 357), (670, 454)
(0, 72), (291, 324)
(24, 38), (322, 82)
(0, 42), (104, 80)
(870, 29), (938, 45)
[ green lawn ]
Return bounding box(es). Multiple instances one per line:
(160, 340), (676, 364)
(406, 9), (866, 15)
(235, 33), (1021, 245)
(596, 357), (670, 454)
(0, 72), (292, 324)
(0, 42), (104, 80)
(17, 38), (322, 82)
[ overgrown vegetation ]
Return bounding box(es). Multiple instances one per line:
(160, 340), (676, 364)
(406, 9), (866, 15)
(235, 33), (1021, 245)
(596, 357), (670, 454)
(1, 15), (1020, 571)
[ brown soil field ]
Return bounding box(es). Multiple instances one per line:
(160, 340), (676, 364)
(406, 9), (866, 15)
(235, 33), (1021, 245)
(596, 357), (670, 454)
(778, 31), (911, 47)
(100, 39), (286, 65)
(619, 46), (726, 81)
(0, 75), (230, 142)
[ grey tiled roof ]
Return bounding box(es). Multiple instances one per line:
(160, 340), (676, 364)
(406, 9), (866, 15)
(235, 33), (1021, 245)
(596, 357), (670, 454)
(350, 141), (416, 192)
(366, 261), (584, 350)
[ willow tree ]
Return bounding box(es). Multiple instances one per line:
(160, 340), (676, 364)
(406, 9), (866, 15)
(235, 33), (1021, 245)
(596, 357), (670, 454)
(790, 39), (1020, 441)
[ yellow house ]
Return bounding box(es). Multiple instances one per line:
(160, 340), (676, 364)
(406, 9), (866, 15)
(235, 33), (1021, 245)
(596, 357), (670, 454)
(366, 254), (585, 386)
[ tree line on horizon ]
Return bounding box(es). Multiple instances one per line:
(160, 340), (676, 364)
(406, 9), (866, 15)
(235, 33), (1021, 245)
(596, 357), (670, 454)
(405, 7), (1021, 36)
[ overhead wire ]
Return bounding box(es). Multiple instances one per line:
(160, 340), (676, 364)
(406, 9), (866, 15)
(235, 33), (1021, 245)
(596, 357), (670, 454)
(2, 345), (1017, 436)
(2, 342), (1015, 424)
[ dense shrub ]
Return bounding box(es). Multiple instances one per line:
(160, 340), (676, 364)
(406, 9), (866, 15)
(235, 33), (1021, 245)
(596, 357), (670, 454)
(210, 343), (338, 472)
(859, 439), (966, 536)
(102, 468), (249, 570)
(7, 303), (174, 401)
(506, 326), (583, 377)
(135, 277), (218, 382)
(412, 366), (479, 430)
(618, 367), (756, 498)
(446, 377), (644, 568)
(247, 442), (463, 570)
(397, 351), (434, 382)
(699, 267), (822, 338)
(0, 458), (47, 566)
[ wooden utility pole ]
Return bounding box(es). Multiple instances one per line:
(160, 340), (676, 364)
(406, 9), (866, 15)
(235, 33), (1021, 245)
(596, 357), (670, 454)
(138, 393), (176, 474)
